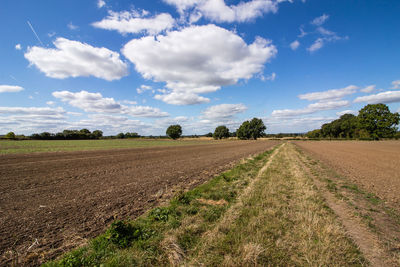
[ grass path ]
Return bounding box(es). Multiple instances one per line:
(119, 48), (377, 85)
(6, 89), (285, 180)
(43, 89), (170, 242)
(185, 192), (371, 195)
(183, 142), (365, 266)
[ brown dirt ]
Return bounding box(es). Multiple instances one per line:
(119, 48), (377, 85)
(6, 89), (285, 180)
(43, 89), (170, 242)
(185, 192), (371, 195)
(294, 141), (400, 212)
(0, 140), (279, 266)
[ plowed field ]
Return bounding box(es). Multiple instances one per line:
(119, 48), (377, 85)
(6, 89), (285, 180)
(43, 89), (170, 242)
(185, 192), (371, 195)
(294, 141), (400, 211)
(0, 140), (279, 266)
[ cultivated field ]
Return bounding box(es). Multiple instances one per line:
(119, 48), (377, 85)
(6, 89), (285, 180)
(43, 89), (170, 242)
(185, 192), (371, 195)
(294, 140), (400, 212)
(0, 138), (217, 155)
(0, 140), (279, 265)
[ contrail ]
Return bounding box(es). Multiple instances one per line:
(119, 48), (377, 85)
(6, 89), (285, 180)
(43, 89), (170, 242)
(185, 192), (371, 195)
(27, 21), (44, 46)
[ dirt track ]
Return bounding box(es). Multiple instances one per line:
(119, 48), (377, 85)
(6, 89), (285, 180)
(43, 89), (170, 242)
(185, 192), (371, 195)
(0, 140), (278, 265)
(294, 141), (400, 211)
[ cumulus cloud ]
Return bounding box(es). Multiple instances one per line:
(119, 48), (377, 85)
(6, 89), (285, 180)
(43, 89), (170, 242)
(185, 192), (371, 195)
(391, 80), (400, 89)
(92, 10), (175, 35)
(46, 101), (55, 105)
(0, 85), (24, 93)
(353, 91), (400, 104)
(163, 0), (281, 23)
(24, 37), (128, 81)
(201, 103), (247, 120)
(298, 85), (358, 101)
(290, 40), (300, 50)
(311, 14), (329, 26)
(15, 44), (22, 50)
(123, 24), (277, 105)
(360, 85), (376, 93)
(271, 100), (349, 118)
(97, 0), (106, 8)
(53, 90), (168, 117)
(154, 92), (210, 105)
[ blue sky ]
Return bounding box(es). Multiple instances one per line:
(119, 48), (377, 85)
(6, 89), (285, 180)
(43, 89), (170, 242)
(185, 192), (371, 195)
(1, 0), (399, 135)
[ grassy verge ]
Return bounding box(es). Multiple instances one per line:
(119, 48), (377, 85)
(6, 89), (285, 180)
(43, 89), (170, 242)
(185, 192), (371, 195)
(0, 139), (217, 154)
(182, 143), (365, 266)
(43, 146), (278, 266)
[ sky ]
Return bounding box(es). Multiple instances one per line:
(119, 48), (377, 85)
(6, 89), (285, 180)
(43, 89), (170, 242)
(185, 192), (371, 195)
(1, 0), (400, 136)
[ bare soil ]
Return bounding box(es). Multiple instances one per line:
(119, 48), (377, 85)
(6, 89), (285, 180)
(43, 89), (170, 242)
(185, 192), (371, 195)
(294, 141), (400, 212)
(0, 140), (279, 266)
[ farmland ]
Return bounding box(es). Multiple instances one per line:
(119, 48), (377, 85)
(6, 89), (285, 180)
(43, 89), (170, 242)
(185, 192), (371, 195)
(295, 141), (400, 212)
(1, 139), (400, 266)
(0, 139), (279, 265)
(0, 138), (217, 155)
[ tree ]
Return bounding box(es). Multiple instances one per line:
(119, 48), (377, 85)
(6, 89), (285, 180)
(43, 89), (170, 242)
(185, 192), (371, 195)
(237, 118), (266, 140)
(213, 125), (230, 139)
(166, 125), (182, 140)
(5, 132), (16, 139)
(92, 130), (103, 139)
(358, 104), (400, 139)
(116, 133), (125, 139)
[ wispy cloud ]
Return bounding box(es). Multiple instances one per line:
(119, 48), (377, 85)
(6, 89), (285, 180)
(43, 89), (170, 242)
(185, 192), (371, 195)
(391, 80), (400, 89)
(290, 40), (300, 50)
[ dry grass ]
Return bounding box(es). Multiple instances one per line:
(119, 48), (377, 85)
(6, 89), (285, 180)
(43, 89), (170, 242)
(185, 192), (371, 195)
(183, 143), (366, 266)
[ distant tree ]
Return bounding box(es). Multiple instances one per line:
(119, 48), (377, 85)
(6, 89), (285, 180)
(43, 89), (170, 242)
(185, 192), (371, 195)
(358, 103), (400, 139)
(213, 125), (230, 139)
(92, 130), (103, 139)
(116, 133), (125, 139)
(166, 125), (182, 140)
(306, 129), (321, 138)
(205, 132), (213, 138)
(5, 132), (16, 139)
(237, 118), (266, 140)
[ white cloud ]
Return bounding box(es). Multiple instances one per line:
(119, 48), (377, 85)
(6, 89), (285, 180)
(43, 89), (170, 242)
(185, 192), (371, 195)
(353, 91), (400, 104)
(15, 44), (22, 50)
(92, 10), (175, 35)
(164, 0), (280, 23)
(360, 85), (376, 93)
(298, 85), (358, 101)
(24, 38), (128, 81)
(307, 38), (324, 52)
(53, 90), (168, 117)
(53, 90), (121, 113)
(272, 100), (349, 117)
(311, 14), (329, 26)
(154, 91), (210, 105)
(46, 101), (55, 105)
(0, 106), (65, 115)
(67, 22), (78, 30)
(201, 103), (247, 120)
(97, 0), (106, 8)
(123, 24), (277, 105)
(336, 110), (357, 116)
(290, 40), (300, 50)
(136, 85), (153, 94)
(391, 80), (400, 89)
(0, 85), (24, 93)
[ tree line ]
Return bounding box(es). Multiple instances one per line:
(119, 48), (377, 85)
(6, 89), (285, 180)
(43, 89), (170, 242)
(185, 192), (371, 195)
(306, 104), (400, 139)
(165, 118), (267, 140)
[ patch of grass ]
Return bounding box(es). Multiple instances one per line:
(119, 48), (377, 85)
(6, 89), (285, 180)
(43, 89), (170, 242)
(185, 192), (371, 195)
(44, 145), (277, 266)
(0, 139), (218, 154)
